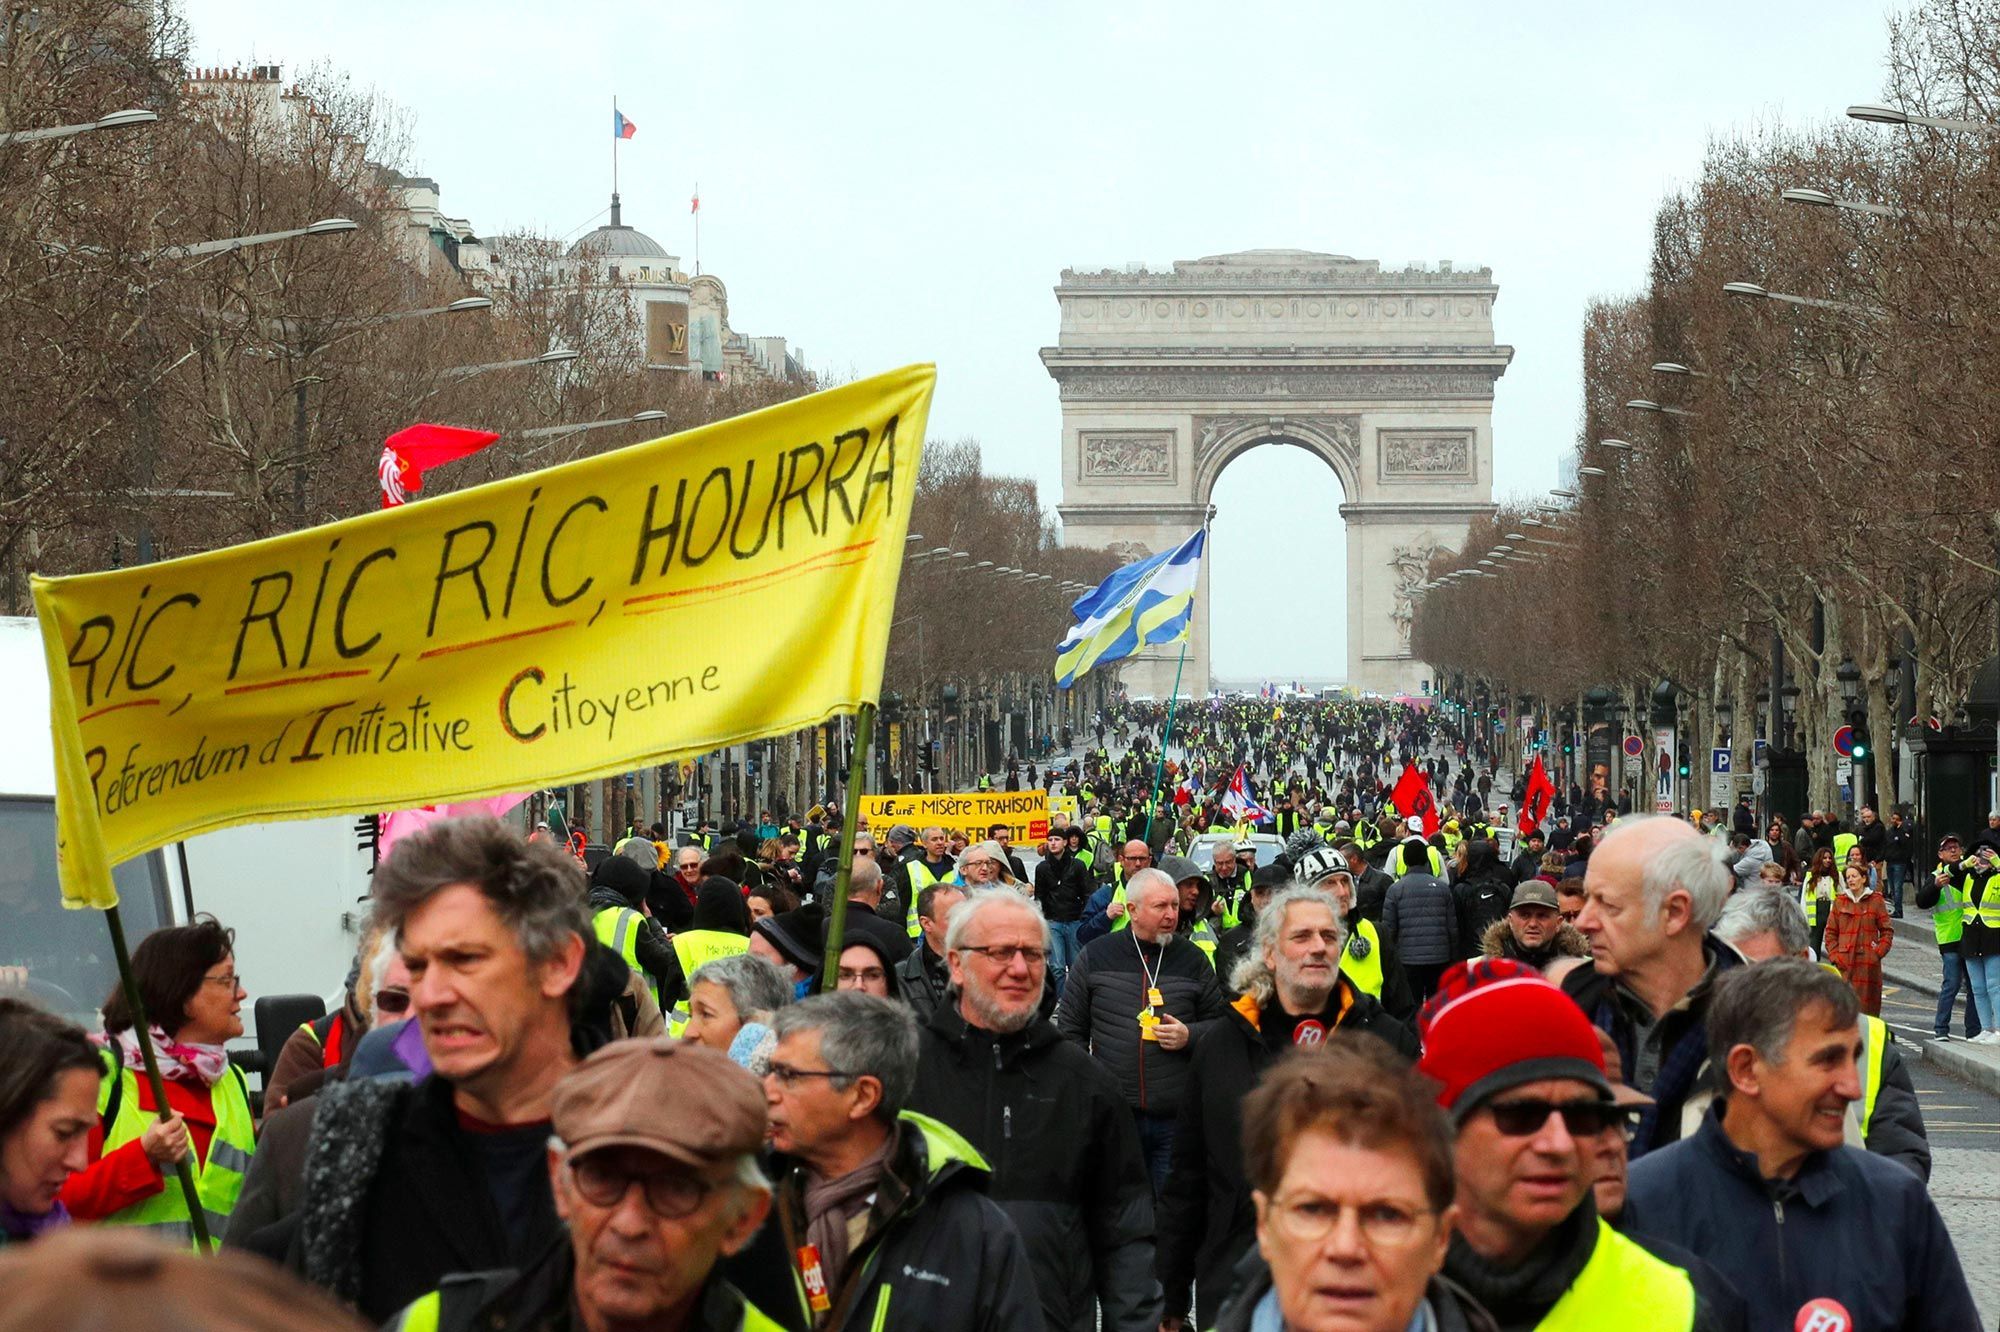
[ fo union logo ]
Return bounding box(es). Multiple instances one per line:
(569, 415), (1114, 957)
(1797, 1299), (1851, 1332)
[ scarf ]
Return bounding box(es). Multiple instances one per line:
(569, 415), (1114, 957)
(103, 1027), (227, 1086)
(1445, 1200), (1596, 1329)
(802, 1136), (892, 1299)
(0, 1198), (70, 1241)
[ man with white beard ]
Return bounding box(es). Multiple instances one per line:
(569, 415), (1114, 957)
(907, 891), (1161, 1332)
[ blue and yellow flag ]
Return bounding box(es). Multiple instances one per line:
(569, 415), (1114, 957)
(1054, 530), (1205, 688)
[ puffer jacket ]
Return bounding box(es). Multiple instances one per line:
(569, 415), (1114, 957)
(1156, 987), (1417, 1327)
(1479, 917), (1590, 971)
(1382, 870), (1459, 965)
(908, 1006), (1160, 1332)
(768, 1112), (1044, 1332)
(1056, 930), (1227, 1117)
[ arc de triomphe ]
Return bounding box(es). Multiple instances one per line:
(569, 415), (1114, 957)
(1043, 249), (1511, 698)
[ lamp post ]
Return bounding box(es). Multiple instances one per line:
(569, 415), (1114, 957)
(1848, 103), (2000, 134)
(1722, 280), (1882, 319)
(0, 108), (157, 147)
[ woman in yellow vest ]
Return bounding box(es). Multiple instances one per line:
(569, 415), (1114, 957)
(1800, 847), (1839, 956)
(59, 919), (256, 1249)
(665, 881), (755, 1035)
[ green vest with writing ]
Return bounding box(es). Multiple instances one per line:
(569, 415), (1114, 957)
(94, 1049), (256, 1250)
(668, 929), (751, 1033)
(593, 906), (659, 1007)
(1339, 918), (1385, 999)
(1932, 863), (1969, 945)
(1535, 1219), (1695, 1331)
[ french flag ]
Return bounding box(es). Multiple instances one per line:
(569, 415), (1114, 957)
(614, 109), (637, 140)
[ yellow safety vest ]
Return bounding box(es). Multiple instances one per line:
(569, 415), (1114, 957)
(1354, 823), (1382, 850)
(1856, 1012), (1887, 1138)
(1933, 864), (1971, 946)
(668, 929), (751, 1034)
(1109, 881), (1131, 932)
(1536, 1218), (1695, 1331)
(387, 1279), (786, 1332)
(1339, 918), (1385, 999)
(905, 859), (949, 937)
(1976, 870), (2000, 930)
(1832, 831), (1859, 866)
(593, 906), (659, 1007)
(94, 1049), (256, 1250)
(1187, 919), (1219, 968)
(1388, 844), (1445, 878)
(1800, 875), (1837, 927)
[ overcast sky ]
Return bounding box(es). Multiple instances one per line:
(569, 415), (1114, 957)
(181, 0), (1897, 680)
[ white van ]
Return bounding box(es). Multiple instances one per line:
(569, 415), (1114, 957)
(0, 617), (375, 1055)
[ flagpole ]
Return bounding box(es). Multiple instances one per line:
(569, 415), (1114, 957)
(694, 181), (701, 275)
(612, 96), (619, 201)
(1141, 628), (1191, 846)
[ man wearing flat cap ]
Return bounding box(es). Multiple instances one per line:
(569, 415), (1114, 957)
(386, 1039), (784, 1332)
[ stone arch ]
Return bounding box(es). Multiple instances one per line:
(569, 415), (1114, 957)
(1192, 415), (1360, 508)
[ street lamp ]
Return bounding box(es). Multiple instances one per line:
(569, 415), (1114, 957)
(0, 107), (159, 147)
(1599, 438), (1635, 451)
(1836, 659), (1862, 707)
(1848, 103), (2000, 134)
(157, 216), (358, 261)
(1624, 398), (1693, 418)
(1651, 361), (1705, 377)
(1781, 187), (1904, 219)
(1550, 488), (1578, 500)
(1722, 280), (1879, 318)
(1577, 465), (1608, 477)
(436, 347), (580, 381)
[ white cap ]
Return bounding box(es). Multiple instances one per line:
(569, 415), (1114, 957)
(1406, 816), (1423, 833)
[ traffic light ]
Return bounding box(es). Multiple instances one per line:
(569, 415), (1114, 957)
(1852, 728), (1870, 761)
(1563, 739), (1574, 755)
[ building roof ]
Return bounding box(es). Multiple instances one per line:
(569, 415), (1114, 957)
(571, 223), (673, 260)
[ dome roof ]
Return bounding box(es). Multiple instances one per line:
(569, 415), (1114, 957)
(571, 223), (671, 259)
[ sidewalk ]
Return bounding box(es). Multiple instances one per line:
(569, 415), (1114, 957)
(1884, 907), (2000, 1097)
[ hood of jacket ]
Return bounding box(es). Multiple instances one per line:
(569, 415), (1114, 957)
(1479, 917), (1589, 963)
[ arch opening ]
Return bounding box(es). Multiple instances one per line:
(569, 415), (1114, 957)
(1206, 440), (1348, 689)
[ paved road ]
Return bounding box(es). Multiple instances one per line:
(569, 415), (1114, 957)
(1877, 981), (2000, 1323)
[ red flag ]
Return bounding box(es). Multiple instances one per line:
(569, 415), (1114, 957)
(1520, 755), (1556, 836)
(1389, 764), (1440, 838)
(379, 423), (501, 508)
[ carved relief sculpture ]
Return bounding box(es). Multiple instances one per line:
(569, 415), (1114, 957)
(1387, 539), (1448, 652)
(1380, 431), (1472, 479)
(1081, 431), (1173, 479)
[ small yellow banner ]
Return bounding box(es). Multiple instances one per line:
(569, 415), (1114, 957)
(859, 790), (1051, 845)
(36, 366), (935, 908)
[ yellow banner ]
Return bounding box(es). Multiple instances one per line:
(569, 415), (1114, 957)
(36, 366), (935, 908)
(859, 790), (1051, 845)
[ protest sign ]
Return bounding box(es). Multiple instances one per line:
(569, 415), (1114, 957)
(859, 790), (1051, 845)
(36, 365), (934, 908)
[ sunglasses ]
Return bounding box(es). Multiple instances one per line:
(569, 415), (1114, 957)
(1486, 1097), (1624, 1137)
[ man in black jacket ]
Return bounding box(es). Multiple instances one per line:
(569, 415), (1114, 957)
(1058, 868), (1227, 1194)
(909, 891), (1161, 1332)
(1509, 827), (1547, 885)
(1034, 829), (1093, 989)
(764, 992), (1043, 1332)
(284, 817), (590, 1322)
(893, 881), (965, 1024)
(1339, 840), (1395, 923)
(1563, 814), (1741, 1159)
(1156, 884), (1417, 1331)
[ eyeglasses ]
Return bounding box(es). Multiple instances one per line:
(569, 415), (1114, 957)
(837, 967), (887, 987)
(1264, 1193), (1435, 1248)
(1486, 1097), (1623, 1137)
(764, 1060), (855, 1089)
(569, 1155), (718, 1218)
(955, 943), (1047, 967)
(202, 972), (242, 990)
(373, 988), (411, 1016)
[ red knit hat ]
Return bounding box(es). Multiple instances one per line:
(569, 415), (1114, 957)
(1417, 958), (1611, 1122)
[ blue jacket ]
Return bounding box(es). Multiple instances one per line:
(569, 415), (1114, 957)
(1626, 1104), (1977, 1332)
(1077, 884), (1120, 946)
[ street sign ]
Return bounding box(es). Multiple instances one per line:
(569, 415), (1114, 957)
(1709, 748), (1732, 810)
(1836, 755), (1854, 803)
(1623, 734), (1644, 759)
(1754, 737), (1769, 769)
(1833, 725), (1854, 758)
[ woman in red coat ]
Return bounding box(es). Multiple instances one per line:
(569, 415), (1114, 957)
(58, 919), (253, 1237)
(1825, 863), (1894, 1015)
